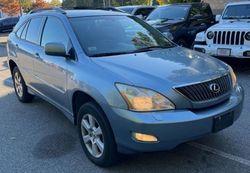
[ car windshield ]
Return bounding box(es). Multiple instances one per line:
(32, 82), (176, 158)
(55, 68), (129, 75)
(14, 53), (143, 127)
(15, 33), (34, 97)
(70, 15), (174, 57)
(223, 4), (250, 19)
(117, 7), (135, 14)
(147, 5), (190, 21)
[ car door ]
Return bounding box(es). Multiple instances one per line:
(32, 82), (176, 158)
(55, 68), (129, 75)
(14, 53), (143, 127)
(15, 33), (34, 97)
(15, 17), (45, 86)
(33, 16), (72, 109)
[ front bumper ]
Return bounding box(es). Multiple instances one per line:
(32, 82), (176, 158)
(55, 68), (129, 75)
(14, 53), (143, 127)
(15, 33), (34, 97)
(193, 44), (250, 58)
(108, 85), (244, 154)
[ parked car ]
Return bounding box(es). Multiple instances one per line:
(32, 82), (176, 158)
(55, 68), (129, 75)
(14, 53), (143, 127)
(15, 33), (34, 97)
(117, 5), (155, 19)
(146, 3), (215, 47)
(7, 8), (243, 167)
(0, 16), (19, 33)
(193, 1), (250, 58)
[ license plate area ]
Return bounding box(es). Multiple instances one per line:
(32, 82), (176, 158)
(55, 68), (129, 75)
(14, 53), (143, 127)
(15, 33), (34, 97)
(213, 112), (234, 133)
(217, 48), (231, 56)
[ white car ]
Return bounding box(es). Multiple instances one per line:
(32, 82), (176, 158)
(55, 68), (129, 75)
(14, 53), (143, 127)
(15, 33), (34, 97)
(193, 1), (250, 58)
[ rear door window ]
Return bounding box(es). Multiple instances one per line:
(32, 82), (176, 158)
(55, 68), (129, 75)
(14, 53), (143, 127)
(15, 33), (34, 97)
(21, 21), (29, 40)
(26, 17), (43, 44)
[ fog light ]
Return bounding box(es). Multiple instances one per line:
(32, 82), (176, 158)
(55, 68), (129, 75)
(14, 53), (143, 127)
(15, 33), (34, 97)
(132, 132), (158, 142)
(243, 51), (250, 57)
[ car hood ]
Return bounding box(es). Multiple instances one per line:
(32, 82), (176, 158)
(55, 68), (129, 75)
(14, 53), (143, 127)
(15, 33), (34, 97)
(93, 47), (228, 88)
(209, 20), (250, 30)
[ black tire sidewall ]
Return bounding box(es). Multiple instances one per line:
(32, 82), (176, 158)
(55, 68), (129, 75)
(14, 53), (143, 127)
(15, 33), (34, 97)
(12, 67), (33, 102)
(77, 102), (117, 167)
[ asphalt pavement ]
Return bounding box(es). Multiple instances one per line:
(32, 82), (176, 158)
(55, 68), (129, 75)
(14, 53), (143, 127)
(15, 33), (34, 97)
(0, 42), (250, 173)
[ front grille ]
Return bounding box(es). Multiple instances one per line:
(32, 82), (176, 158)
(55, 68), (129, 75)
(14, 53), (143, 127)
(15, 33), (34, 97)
(213, 31), (245, 45)
(175, 75), (232, 102)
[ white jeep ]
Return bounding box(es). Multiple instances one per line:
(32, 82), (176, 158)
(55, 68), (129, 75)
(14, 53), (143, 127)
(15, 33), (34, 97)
(193, 1), (250, 58)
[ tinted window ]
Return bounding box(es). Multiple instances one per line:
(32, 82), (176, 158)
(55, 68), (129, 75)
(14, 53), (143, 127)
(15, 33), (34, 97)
(118, 7), (135, 14)
(16, 23), (26, 38)
(147, 6), (190, 21)
(26, 17), (43, 44)
(134, 8), (155, 18)
(41, 17), (69, 48)
(223, 4), (250, 19)
(21, 21), (29, 40)
(70, 16), (174, 57)
(201, 4), (212, 17)
(190, 6), (202, 17)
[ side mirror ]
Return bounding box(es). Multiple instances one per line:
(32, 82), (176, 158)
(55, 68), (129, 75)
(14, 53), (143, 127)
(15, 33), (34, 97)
(45, 42), (68, 57)
(215, 14), (221, 22)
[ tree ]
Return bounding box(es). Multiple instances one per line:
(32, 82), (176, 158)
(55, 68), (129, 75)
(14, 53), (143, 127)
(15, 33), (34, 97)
(50, 0), (62, 7)
(32, 0), (50, 9)
(62, 0), (76, 9)
(21, 0), (32, 12)
(1, 0), (20, 16)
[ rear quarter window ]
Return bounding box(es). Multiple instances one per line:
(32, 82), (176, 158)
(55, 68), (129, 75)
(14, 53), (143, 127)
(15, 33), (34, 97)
(16, 23), (26, 38)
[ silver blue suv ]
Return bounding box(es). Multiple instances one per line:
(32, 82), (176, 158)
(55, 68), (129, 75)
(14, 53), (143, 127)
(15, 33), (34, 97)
(7, 8), (244, 167)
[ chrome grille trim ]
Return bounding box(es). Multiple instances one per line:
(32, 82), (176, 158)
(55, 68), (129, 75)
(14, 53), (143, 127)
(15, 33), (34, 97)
(175, 74), (232, 102)
(213, 31), (245, 45)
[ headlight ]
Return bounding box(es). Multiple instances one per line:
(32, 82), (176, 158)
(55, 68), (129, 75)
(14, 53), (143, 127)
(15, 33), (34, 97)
(116, 83), (175, 112)
(228, 66), (237, 88)
(207, 31), (214, 39)
(245, 32), (250, 41)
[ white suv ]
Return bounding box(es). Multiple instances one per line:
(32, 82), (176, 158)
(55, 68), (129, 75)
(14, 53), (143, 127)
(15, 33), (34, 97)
(193, 1), (250, 58)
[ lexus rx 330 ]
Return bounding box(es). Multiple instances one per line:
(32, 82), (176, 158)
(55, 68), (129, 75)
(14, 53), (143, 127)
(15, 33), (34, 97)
(7, 9), (244, 167)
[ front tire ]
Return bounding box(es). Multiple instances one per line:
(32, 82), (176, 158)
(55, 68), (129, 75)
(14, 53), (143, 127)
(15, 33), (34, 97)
(12, 66), (34, 103)
(77, 102), (118, 167)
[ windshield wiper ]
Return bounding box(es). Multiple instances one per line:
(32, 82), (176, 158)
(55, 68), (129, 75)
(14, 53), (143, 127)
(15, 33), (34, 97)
(90, 46), (171, 57)
(90, 51), (133, 57)
(133, 46), (170, 53)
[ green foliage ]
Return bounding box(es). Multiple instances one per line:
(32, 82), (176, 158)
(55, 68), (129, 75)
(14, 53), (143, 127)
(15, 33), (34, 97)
(21, 0), (32, 12)
(62, 0), (76, 9)
(50, 0), (62, 7)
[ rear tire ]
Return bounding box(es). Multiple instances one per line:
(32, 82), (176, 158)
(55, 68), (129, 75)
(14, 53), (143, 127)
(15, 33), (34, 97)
(77, 102), (118, 167)
(12, 66), (34, 103)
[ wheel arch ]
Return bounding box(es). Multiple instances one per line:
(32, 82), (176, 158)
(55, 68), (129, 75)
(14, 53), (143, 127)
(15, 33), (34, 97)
(71, 90), (108, 126)
(8, 59), (17, 74)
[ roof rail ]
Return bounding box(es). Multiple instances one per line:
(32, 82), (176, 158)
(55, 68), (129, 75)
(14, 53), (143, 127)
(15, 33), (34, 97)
(73, 6), (124, 12)
(28, 7), (66, 15)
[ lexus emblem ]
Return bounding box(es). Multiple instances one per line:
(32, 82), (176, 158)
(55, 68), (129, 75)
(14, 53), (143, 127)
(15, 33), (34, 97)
(209, 83), (221, 93)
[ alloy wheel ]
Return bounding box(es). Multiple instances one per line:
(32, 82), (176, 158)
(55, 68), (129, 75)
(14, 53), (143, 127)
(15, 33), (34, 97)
(81, 113), (104, 158)
(14, 72), (23, 98)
